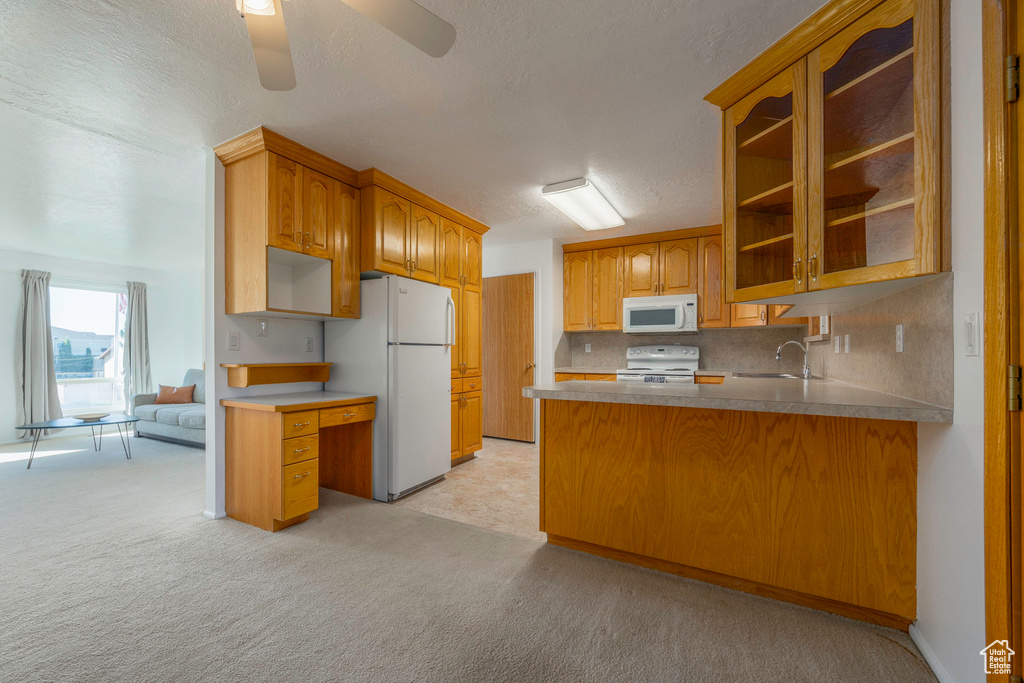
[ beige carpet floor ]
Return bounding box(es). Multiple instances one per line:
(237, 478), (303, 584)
(0, 434), (936, 682)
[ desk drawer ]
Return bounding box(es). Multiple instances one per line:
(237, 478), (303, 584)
(282, 459), (318, 519)
(283, 410), (319, 439)
(462, 378), (482, 393)
(282, 434), (318, 466)
(451, 378), (463, 394)
(320, 403), (375, 428)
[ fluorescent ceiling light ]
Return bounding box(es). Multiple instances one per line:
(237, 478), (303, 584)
(236, 0), (276, 16)
(541, 177), (624, 231)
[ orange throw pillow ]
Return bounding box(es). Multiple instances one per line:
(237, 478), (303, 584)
(155, 384), (196, 404)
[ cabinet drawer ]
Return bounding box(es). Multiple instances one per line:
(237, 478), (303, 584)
(283, 410), (319, 439)
(282, 459), (319, 519)
(451, 378), (463, 394)
(462, 377), (482, 392)
(282, 434), (318, 466)
(320, 402), (375, 428)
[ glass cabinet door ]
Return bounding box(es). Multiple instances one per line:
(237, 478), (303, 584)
(725, 61), (807, 301)
(807, 0), (939, 289)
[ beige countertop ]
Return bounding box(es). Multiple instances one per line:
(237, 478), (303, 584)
(524, 375), (952, 423)
(220, 391), (376, 412)
(555, 367), (729, 376)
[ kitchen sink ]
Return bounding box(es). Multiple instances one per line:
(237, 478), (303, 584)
(732, 372), (821, 380)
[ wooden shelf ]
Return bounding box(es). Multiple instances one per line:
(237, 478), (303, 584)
(220, 363), (333, 388)
(826, 132), (915, 172)
(826, 198), (914, 228)
(738, 181), (794, 212)
(824, 48), (914, 154)
(822, 133), (913, 208)
(738, 233), (794, 252)
(738, 115), (793, 159)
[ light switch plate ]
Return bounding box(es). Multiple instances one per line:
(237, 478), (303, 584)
(834, 335), (841, 354)
(964, 311), (980, 356)
(585, 343), (592, 353)
(896, 324), (904, 353)
(257, 319), (268, 337)
(844, 334), (850, 354)
(227, 332), (240, 351)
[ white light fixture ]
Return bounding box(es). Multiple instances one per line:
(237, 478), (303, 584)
(236, 0), (276, 16)
(541, 177), (624, 231)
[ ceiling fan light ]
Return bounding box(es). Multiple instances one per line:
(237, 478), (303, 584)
(237, 0), (276, 16)
(541, 178), (624, 231)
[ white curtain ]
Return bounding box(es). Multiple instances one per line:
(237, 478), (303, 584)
(15, 270), (63, 437)
(123, 281), (152, 411)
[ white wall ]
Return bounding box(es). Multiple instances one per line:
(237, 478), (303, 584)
(0, 248), (203, 445)
(482, 238), (563, 442)
(909, 1), (987, 681)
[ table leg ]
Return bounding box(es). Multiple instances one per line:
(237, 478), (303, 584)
(91, 425), (104, 451)
(26, 430), (41, 470)
(116, 423), (132, 460)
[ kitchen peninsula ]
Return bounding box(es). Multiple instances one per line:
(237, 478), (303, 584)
(524, 377), (951, 629)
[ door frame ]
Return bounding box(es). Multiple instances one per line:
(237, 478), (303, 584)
(983, 0), (1022, 678)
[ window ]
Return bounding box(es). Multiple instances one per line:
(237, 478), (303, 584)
(49, 284), (127, 414)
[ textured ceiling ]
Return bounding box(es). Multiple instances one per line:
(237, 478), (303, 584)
(0, 0), (826, 269)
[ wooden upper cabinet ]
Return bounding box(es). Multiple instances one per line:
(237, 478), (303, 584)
(410, 204), (440, 283)
(563, 251), (593, 331)
(698, 235), (729, 328)
(660, 238), (699, 295)
(461, 288), (483, 378)
(268, 153), (302, 253)
(362, 186), (412, 276)
(301, 168), (335, 259)
(462, 230), (483, 292)
(768, 305), (806, 326)
(623, 243), (660, 297)
(439, 218), (463, 288)
(332, 183), (360, 318)
(592, 247), (623, 330)
(731, 304), (767, 327)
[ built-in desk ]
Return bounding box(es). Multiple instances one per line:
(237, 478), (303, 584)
(220, 391), (377, 532)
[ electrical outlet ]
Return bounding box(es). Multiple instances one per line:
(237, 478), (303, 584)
(834, 335), (841, 354)
(896, 324), (904, 353)
(585, 343), (592, 353)
(305, 337), (314, 353)
(844, 334), (850, 354)
(227, 332), (240, 351)
(257, 319), (268, 337)
(964, 311), (980, 356)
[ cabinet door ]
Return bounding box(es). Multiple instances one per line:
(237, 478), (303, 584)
(807, 0), (935, 290)
(375, 188), (411, 275)
(660, 238), (699, 295)
(451, 394), (462, 460)
(301, 168), (335, 259)
(448, 287), (461, 378)
(410, 204), (440, 283)
(563, 251), (593, 331)
(439, 218), (463, 288)
(462, 230), (483, 293)
(698, 235), (729, 328)
(268, 153), (302, 253)
(731, 304), (767, 327)
(332, 183), (360, 318)
(768, 305), (806, 326)
(461, 287), (483, 378)
(623, 243), (660, 297)
(461, 391), (483, 455)
(592, 247), (623, 330)
(726, 62), (807, 302)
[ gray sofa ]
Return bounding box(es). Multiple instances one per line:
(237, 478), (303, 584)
(131, 369), (206, 447)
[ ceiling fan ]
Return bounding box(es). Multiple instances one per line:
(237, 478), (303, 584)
(236, 0), (457, 91)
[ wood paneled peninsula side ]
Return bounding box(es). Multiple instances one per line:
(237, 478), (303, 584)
(524, 376), (951, 631)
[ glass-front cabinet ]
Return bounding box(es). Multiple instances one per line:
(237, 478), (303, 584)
(717, 0), (940, 303)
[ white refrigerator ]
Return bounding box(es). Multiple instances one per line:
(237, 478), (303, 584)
(325, 276), (454, 502)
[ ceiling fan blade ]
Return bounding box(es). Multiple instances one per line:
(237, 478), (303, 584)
(244, 0), (296, 91)
(340, 0), (456, 58)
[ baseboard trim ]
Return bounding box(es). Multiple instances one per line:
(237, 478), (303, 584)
(451, 453), (476, 467)
(908, 624), (954, 683)
(546, 534), (912, 632)
(202, 510), (226, 520)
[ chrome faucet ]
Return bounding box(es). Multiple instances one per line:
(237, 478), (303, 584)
(776, 340), (812, 379)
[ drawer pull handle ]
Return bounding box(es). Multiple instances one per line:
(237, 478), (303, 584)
(342, 413), (355, 418)
(293, 421), (310, 427)
(294, 472), (311, 479)
(294, 447), (310, 453)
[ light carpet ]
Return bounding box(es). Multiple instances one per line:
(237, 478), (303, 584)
(0, 434), (936, 682)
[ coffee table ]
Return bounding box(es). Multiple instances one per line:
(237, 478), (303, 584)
(16, 414), (141, 469)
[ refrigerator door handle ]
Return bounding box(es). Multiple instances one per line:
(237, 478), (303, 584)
(446, 295), (456, 347)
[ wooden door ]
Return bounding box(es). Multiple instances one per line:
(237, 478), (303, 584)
(461, 287), (483, 377)
(482, 273), (535, 442)
(375, 188), (411, 275)
(332, 183), (360, 318)
(660, 238), (699, 295)
(623, 243), (660, 297)
(731, 304), (767, 327)
(410, 204), (440, 283)
(463, 230), (483, 292)
(563, 251), (593, 331)
(448, 286), (461, 378)
(461, 391), (484, 455)
(450, 394), (462, 460)
(301, 167), (335, 259)
(268, 153), (302, 253)
(439, 218), (463, 288)
(592, 247), (623, 330)
(698, 235), (729, 328)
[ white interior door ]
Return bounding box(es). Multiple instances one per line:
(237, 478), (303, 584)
(389, 344), (451, 497)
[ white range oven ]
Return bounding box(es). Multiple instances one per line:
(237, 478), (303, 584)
(622, 294), (698, 334)
(616, 345), (700, 384)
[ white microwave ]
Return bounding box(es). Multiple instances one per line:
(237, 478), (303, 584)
(622, 294), (698, 334)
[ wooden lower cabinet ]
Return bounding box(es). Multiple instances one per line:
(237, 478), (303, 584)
(451, 386), (484, 461)
(555, 373), (586, 381)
